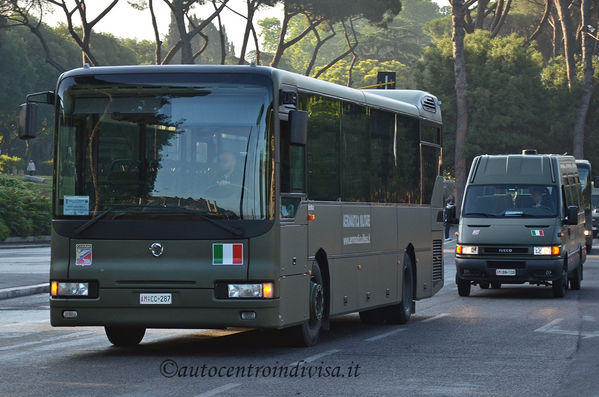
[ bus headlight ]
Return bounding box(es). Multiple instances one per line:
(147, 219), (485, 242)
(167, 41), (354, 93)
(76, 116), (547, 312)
(584, 229), (591, 236)
(456, 245), (478, 255)
(534, 246), (560, 256)
(227, 283), (273, 299)
(51, 281), (89, 297)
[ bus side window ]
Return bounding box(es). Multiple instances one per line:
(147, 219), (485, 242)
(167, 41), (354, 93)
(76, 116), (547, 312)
(280, 120), (305, 193)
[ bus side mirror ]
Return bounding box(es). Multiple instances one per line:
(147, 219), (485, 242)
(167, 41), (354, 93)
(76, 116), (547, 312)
(566, 205), (578, 225)
(289, 110), (308, 146)
(18, 102), (38, 140)
(594, 176), (599, 188)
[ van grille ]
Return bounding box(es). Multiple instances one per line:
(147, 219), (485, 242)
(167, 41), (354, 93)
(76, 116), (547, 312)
(432, 239), (443, 282)
(422, 96), (437, 113)
(483, 247), (528, 254)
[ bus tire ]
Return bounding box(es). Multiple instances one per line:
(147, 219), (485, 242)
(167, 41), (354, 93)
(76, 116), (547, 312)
(385, 253), (414, 325)
(292, 262), (324, 347)
(552, 269), (567, 298)
(457, 278), (471, 297)
(479, 281), (490, 289)
(569, 264), (581, 290)
(105, 326), (145, 346)
(490, 281), (501, 289)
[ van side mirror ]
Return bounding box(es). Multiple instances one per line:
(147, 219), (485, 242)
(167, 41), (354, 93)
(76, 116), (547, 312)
(18, 102), (38, 140)
(594, 176), (599, 188)
(289, 110), (308, 146)
(566, 205), (578, 225)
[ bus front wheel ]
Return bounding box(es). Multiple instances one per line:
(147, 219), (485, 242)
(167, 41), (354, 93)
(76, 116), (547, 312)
(105, 326), (146, 346)
(292, 262), (324, 347)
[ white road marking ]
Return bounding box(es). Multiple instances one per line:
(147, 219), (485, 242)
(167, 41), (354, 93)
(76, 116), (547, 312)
(288, 349), (341, 366)
(364, 328), (405, 342)
(422, 313), (450, 323)
(195, 383), (241, 397)
(0, 319), (48, 327)
(535, 318), (599, 339)
(0, 331), (94, 351)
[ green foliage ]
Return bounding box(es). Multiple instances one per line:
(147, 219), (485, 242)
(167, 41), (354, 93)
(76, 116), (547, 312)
(317, 59), (409, 88)
(415, 31), (550, 174)
(0, 175), (51, 238)
(0, 154), (24, 174)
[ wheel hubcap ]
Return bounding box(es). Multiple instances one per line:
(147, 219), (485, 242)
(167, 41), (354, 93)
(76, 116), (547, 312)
(310, 282), (323, 322)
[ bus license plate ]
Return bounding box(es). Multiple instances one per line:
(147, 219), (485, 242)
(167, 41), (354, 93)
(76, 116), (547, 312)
(496, 269), (516, 276)
(139, 293), (172, 305)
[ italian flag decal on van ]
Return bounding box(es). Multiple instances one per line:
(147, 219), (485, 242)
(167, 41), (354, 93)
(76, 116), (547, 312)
(213, 243), (243, 265)
(531, 230), (544, 236)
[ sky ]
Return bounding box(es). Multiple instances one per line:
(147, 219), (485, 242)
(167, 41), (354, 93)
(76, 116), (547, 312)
(43, 0), (448, 57)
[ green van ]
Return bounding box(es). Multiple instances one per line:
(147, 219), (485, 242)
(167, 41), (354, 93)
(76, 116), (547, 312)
(455, 151), (586, 298)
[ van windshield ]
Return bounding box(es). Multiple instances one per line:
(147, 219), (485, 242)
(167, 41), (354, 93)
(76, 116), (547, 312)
(463, 184), (559, 218)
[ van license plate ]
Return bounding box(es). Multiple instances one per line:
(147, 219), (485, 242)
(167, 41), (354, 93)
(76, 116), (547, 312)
(496, 269), (516, 276)
(139, 293), (172, 304)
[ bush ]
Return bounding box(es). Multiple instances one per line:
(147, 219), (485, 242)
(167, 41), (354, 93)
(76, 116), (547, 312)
(0, 154), (24, 174)
(0, 175), (51, 238)
(0, 219), (9, 241)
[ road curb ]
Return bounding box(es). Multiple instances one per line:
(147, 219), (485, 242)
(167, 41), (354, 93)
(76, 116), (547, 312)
(0, 283), (48, 300)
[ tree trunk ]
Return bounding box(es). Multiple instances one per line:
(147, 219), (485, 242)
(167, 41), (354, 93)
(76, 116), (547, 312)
(552, 0), (575, 94)
(452, 0), (469, 213)
(238, 0), (256, 64)
(172, 0), (193, 64)
(572, 0), (594, 159)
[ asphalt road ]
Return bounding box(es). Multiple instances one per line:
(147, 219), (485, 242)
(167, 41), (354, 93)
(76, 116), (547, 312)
(1, 240), (599, 396)
(0, 245), (49, 289)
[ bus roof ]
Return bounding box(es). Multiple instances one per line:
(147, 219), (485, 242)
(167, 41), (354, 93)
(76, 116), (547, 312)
(59, 64), (441, 124)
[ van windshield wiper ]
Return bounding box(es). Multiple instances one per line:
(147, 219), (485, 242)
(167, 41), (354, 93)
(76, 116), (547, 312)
(463, 212), (497, 217)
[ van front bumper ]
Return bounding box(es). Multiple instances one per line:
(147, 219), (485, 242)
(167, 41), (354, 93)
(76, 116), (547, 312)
(455, 257), (563, 284)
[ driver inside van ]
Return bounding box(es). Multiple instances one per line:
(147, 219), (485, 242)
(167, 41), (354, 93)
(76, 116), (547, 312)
(530, 186), (550, 209)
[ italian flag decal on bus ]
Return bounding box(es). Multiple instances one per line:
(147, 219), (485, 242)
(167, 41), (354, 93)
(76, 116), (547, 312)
(531, 230), (544, 236)
(213, 243), (243, 265)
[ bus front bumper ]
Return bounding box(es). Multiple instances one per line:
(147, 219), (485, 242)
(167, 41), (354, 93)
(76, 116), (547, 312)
(455, 257), (564, 284)
(50, 288), (286, 329)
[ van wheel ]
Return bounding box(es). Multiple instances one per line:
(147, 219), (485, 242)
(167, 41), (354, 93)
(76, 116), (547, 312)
(490, 281), (501, 289)
(385, 253), (414, 324)
(457, 278), (471, 297)
(569, 265), (581, 290)
(552, 270), (567, 298)
(291, 262), (324, 346)
(479, 281), (489, 289)
(105, 326), (145, 346)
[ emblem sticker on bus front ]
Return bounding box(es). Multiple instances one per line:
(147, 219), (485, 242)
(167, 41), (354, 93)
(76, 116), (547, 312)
(75, 244), (92, 266)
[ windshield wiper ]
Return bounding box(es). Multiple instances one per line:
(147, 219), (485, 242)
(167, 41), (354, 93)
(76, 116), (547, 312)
(463, 212), (497, 217)
(74, 205), (141, 235)
(143, 205), (244, 237)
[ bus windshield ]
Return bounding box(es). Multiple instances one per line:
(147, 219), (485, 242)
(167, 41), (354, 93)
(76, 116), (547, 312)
(463, 184), (559, 218)
(55, 74), (273, 220)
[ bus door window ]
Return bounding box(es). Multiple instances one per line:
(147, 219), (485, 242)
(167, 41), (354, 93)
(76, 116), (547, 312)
(280, 117), (305, 218)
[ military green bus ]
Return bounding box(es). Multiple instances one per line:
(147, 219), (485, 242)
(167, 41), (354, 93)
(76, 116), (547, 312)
(19, 65), (444, 346)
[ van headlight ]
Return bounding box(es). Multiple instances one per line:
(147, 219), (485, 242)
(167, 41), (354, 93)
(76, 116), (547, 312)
(534, 246), (560, 256)
(456, 245), (478, 255)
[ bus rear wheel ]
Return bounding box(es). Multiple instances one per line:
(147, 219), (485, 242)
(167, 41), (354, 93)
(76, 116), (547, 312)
(292, 262), (324, 347)
(385, 253), (414, 324)
(105, 326), (145, 346)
